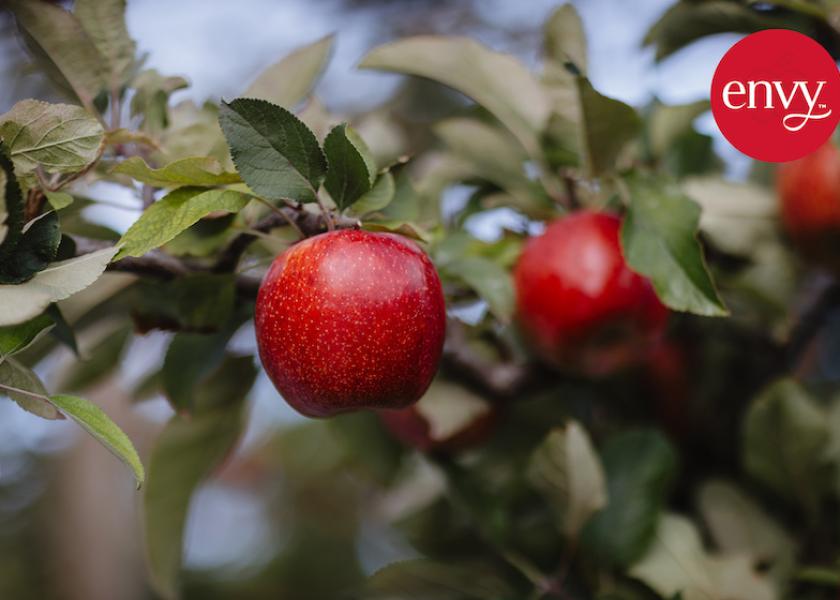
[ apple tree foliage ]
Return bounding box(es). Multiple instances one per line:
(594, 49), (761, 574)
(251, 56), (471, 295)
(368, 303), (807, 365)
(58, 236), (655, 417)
(1, 1), (839, 599)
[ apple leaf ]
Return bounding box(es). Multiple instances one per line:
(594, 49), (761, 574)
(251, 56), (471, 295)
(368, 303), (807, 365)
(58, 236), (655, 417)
(583, 429), (678, 567)
(630, 514), (775, 600)
(74, 0), (136, 90)
(351, 170), (395, 216)
(0, 100), (105, 176)
(575, 77), (641, 176)
(8, 0), (106, 111)
(112, 156), (241, 188)
(116, 187), (251, 259)
(144, 356), (254, 599)
(742, 378), (832, 516)
(0, 211), (61, 284)
(44, 190), (74, 211)
(218, 98), (327, 203)
(360, 36), (550, 157)
(698, 480), (796, 584)
(0, 145), (23, 261)
(414, 380), (493, 442)
(0, 357), (63, 420)
(245, 35), (334, 108)
(324, 123), (376, 210)
(59, 326), (130, 392)
(528, 421), (608, 538)
(50, 394), (145, 488)
(544, 4), (587, 74)
(0, 313), (54, 357)
(0, 246), (119, 327)
(443, 256), (514, 322)
(621, 173), (728, 317)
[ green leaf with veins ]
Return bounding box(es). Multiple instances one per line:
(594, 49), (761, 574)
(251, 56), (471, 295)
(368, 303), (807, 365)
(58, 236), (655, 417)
(8, 0), (106, 111)
(112, 156), (241, 188)
(0, 211), (61, 284)
(116, 187), (251, 259)
(0, 313), (53, 357)
(74, 0), (136, 89)
(361, 36), (550, 157)
(50, 394), (145, 488)
(0, 100), (105, 176)
(0, 357), (62, 419)
(218, 98), (326, 203)
(0, 245), (119, 327)
(324, 123), (376, 210)
(245, 35), (334, 108)
(621, 173), (728, 316)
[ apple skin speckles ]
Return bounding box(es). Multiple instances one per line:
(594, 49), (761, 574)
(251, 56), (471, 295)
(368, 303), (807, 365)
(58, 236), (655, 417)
(255, 229), (446, 418)
(514, 210), (668, 376)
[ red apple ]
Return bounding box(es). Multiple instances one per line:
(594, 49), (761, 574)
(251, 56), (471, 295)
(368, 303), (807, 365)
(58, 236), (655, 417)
(378, 380), (497, 451)
(778, 140), (840, 271)
(255, 229), (446, 417)
(513, 210), (668, 375)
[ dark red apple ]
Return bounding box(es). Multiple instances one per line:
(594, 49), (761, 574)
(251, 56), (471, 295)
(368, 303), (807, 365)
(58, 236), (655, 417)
(378, 381), (497, 452)
(513, 210), (668, 375)
(778, 140), (840, 271)
(255, 229), (446, 417)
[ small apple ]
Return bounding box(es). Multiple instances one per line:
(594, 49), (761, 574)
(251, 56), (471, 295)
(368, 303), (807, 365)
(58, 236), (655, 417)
(255, 229), (446, 417)
(777, 140), (840, 271)
(513, 210), (668, 375)
(378, 380), (497, 451)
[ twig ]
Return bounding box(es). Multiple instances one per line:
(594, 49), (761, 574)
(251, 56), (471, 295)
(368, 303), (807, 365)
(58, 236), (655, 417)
(786, 279), (840, 368)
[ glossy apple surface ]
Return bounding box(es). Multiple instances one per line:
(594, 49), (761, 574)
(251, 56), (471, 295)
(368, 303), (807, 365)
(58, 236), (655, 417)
(778, 141), (840, 270)
(513, 210), (668, 375)
(255, 229), (446, 417)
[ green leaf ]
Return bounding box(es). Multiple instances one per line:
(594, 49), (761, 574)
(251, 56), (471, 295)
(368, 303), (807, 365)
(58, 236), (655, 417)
(244, 35), (334, 108)
(116, 187), (250, 259)
(0, 100), (105, 176)
(129, 70), (189, 133)
(363, 220), (428, 243)
(0, 245), (119, 327)
(8, 0), (106, 111)
(443, 256), (514, 322)
(218, 98), (326, 203)
(324, 124), (376, 210)
(49, 394), (144, 487)
(144, 360), (252, 599)
(644, 1), (790, 62)
(351, 171), (395, 216)
(621, 173), (728, 316)
(365, 559), (516, 600)
(528, 421), (608, 538)
(647, 100), (710, 159)
(45, 303), (79, 356)
(360, 36), (550, 156)
(0, 211), (61, 284)
(412, 379), (493, 443)
(0, 143), (23, 260)
(112, 156), (241, 188)
(0, 313), (53, 356)
(583, 429), (678, 567)
(74, 0), (136, 89)
(544, 3), (587, 73)
(575, 77), (641, 176)
(698, 480), (796, 584)
(629, 514), (775, 600)
(162, 328), (235, 412)
(0, 356), (62, 419)
(44, 190), (74, 210)
(742, 378), (832, 515)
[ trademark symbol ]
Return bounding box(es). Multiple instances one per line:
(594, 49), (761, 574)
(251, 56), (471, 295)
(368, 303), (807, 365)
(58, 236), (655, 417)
(820, 103), (827, 108)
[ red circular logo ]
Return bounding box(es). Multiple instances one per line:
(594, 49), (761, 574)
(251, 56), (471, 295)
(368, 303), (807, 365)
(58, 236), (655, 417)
(711, 29), (840, 163)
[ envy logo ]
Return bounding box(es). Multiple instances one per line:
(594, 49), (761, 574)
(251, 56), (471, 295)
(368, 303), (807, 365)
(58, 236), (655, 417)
(721, 80), (832, 132)
(711, 30), (840, 162)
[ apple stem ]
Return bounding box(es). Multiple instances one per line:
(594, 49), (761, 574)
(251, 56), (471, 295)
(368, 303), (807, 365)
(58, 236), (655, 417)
(316, 197), (336, 231)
